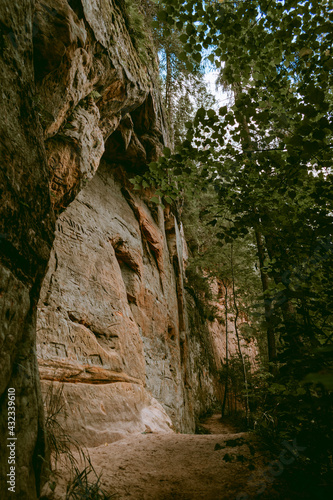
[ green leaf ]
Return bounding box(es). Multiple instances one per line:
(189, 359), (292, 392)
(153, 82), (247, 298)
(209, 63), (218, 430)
(196, 107), (205, 119)
(157, 11), (168, 22)
(219, 106), (227, 116)
(193, 52), (202, 63)
(179, 52), (188, 62)
(186, 24), (195, 36)
(268, 383), (286, 394)
(299, 47), (312, 58)
(163, 147), (171, 158)
(149, 161), (158, 169)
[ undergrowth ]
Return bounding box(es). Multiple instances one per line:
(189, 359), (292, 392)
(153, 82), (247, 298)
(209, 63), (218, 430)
(115, 0), (153, 64)
(66, 456), (116, 500)
(185, 266), (217, 322)
(44, 383), (83, 471)
(43, 383), (114, 499)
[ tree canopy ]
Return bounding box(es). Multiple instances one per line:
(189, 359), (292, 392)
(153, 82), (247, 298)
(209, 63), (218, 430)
(132, 1), (333, 495)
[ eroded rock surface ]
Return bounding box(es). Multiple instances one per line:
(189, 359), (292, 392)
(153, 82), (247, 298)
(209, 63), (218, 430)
(0, 1), (55, 496)
(0, 0), (169, 497)
(30, 0), (219, 449)
(37, 162), (196, 444)
(1, 1), (258, 498)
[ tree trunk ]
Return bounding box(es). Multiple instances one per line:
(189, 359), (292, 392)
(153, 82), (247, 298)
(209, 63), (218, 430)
(233, 82), (277, 369)
(231, 244), (250, 425)
(255, 228), (277, 366)
(165, 49), (174, 146)
(221, 281), (229, 418)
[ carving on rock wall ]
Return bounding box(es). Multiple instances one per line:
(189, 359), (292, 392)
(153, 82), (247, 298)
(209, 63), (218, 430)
(36, 156), (194, 445)
(0, 0), (240, 496)
(0, 0), (171, 497)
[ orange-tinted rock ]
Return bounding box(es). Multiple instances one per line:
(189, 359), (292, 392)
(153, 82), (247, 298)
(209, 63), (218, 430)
(0, 0), (170, 497)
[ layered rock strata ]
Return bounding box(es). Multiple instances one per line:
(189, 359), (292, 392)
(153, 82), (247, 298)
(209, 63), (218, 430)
(0, 1), (55, 497)
(0, 1), (258, 498)
(37, 162), (196, 445)
(0, 0), (172, 497)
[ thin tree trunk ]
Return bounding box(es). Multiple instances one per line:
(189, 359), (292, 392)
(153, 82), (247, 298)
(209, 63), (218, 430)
(221, 281), (229, 418)
(255, 228), (277, 366)
(165, 49), (174, 146)
(233, 81), (277, 370)
(230, 244), (250, 425)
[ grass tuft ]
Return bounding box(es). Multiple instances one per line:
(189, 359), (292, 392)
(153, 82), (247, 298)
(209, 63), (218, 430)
(43, 383), (115, 499)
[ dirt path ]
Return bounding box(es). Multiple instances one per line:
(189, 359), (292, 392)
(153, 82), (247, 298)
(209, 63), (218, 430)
(199, 413), (240, 435)
(53, 415), (282, 500)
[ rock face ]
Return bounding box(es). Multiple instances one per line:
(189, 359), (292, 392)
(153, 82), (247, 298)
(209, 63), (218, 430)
(0, 1), (258, 497)
(0, 0), (171, 497)
(37, 162), (194, 445)
(0, 1), (56, 497)
(29, 0), (221, 450)
(36, 160), (259, 446)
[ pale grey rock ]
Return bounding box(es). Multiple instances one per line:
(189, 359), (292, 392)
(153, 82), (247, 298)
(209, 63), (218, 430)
(0, 0), (169, 497)
(37, 162), (195, 442)
(0, 2), (258, 499)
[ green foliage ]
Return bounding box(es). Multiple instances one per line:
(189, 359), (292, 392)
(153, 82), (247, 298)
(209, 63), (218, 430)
(181, 183), (267, 356)
(172, 73), (218, 148)
(251, 372), (333, 497)
(151, 0), (333, 363)
(149, 0), (333, 493)
(116, 0), (154, 63)
(44, 384), (113, 498)
(151, 2), (209, 141)
(66, 456), (115, 500)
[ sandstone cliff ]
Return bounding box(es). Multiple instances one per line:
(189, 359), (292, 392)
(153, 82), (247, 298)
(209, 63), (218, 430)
(0, 1), (213, 497)
(37, 162), (194, 445)
(0, 1), (256, 498)
(31, 0), (217, 447)
(0, 0), (171, 496)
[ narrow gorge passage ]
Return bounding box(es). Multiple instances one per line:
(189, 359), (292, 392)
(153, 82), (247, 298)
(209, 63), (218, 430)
(54, 416), (281, 500)
(1, 1), (330, 499)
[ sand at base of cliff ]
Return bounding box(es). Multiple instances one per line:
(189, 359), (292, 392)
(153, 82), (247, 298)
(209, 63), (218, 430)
(47, 416), (283, 500)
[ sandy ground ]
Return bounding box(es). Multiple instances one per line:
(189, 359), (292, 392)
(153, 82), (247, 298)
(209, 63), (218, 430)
(51, 415), (282, 500)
